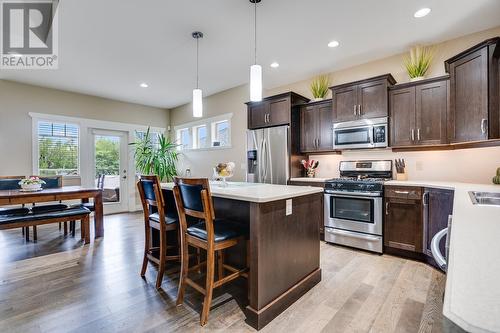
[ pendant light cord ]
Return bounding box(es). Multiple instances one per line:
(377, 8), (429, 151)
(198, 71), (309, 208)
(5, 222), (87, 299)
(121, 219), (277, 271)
(254, 0), (257, 65)
(196, 36), (199, 89)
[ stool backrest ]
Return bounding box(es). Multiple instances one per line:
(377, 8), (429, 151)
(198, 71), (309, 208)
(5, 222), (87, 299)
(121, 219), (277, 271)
(137, 175), (166, 231)
(173, 177), (215, 243)
(0, 176), (25, 190)
(30, 175), (62, 189)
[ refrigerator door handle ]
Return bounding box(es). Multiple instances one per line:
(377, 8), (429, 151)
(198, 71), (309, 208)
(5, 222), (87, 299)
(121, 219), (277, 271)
(262, 138), (269, 182)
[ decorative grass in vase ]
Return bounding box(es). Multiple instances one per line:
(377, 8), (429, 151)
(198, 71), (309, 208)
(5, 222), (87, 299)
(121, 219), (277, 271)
(310, 75), (330, 101)
(403, 45), (434, 81)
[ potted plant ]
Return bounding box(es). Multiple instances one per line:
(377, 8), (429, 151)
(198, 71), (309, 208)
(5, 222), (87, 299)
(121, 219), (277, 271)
(130, 128), (179, 182)
(19, 176), (46, 191)
(301, 159), (319, 178)
(403, 45), (434, 81)
(310, 75), (330, 102)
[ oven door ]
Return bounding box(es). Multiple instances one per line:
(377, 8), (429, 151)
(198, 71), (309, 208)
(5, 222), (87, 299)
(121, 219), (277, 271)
(333, 125), (374, 150)
(324, 193), (382, 235)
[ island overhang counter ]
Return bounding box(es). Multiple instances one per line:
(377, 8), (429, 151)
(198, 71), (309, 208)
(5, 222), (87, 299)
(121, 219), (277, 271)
(161, 182), (323, 330)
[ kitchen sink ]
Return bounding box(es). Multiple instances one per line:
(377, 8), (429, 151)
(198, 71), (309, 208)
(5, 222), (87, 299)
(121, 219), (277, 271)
(469, 191), (500, 206)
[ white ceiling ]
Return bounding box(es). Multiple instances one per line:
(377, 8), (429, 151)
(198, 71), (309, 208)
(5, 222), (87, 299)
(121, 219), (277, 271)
(1, 0), (500, 109)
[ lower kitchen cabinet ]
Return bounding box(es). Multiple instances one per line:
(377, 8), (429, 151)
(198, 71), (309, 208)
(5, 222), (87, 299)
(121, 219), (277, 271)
(288, 180), (325, 240)
(384, 186), (423, 253)
(384, 186), (455, 267)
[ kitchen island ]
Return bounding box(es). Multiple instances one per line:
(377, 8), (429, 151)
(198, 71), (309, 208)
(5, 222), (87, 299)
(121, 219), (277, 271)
(161, 181), (323, 330)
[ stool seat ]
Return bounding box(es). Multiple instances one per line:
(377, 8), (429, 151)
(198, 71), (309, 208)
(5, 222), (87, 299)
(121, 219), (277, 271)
(187, 219), (244, 242)
(149, 212), (178, 225)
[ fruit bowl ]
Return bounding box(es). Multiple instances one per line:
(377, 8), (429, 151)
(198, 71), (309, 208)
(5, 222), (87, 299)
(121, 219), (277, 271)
(213, 162), (235, 187)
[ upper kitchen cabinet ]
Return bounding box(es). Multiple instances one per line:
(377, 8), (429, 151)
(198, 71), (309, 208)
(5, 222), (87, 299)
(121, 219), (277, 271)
(390, 76), (449, 147)
(246, 92), (309, 129)
(330, 74), (396, 122)
(445, 37), (500, 143)
(299, 99), (334, 153)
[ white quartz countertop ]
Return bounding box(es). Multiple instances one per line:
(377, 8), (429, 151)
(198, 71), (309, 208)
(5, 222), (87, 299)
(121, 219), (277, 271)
(161, 181), (323, 203)
(387, 180), (500, 332)
(289, 177), (330, 183)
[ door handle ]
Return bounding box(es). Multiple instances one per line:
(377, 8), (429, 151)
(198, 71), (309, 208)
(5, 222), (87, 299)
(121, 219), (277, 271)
(394, 190), (410, 194)
(385, 202), (389, 215)
(481, 118), (487, 135)
(358, 105), (362, 116)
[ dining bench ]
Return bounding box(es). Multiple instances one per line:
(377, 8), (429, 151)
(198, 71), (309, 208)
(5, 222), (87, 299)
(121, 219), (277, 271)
(0, 206), (91, 244)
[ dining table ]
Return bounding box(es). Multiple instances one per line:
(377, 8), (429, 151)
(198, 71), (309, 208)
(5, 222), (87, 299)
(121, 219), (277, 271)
(0, 186), (104, 238)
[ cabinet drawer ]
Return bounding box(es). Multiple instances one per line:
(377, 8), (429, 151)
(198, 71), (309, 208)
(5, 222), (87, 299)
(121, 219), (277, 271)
(385, 186), (422, 200)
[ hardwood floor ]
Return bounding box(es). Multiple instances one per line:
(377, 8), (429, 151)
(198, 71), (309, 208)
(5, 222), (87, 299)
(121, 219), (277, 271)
(0, 213), (463, 332)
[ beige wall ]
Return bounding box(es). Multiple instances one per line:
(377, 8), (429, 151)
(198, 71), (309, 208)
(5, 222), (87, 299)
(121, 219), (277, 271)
(0, 80), (170, 177)
(170, 26), (500, 184)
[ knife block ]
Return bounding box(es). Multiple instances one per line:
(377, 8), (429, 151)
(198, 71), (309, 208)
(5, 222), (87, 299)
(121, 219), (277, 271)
(396, 172), (408, 181)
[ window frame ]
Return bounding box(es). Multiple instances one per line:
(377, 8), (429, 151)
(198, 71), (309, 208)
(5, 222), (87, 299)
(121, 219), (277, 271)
(174, 113), (232, 151)
(35, 119), (81, 177)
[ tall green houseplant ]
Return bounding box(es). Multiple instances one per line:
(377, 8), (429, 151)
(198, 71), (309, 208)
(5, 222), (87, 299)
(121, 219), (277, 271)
(130, 128), (179, 181)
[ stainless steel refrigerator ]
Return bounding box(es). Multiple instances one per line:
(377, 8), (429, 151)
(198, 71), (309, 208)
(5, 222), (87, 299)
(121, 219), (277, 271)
(246, 125), (289, 185)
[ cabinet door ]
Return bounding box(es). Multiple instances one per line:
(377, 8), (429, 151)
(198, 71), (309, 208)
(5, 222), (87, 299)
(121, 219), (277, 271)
(448, 47), (489, 142)
(248, 103), (268, 129)
(332, 85), (357, 122)
(358, 79), (389, 119)
(268, 98), (290, 126)
(424, 188), (454, 258)
(317, 103), (334, 151)
(300, 105), (318, 152)
(390, 87), (416, 147)
(384, 198), (423, 252)
(416, 80), (448, 145)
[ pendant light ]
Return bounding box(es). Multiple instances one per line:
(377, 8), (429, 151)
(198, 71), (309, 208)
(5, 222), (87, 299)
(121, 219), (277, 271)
(249, 0), (262, 102)
(192, 31), (204, 118)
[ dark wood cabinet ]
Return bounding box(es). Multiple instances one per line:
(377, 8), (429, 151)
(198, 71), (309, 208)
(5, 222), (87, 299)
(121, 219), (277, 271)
(331, 74), (396, 122)
(423, 188), (454, 260)
(299, 100), (333, 153)
(246, 92), (309, 130)
(390, 77), (448, 147)
(445, 37), (500, 143)
(288, 180), (325, 240)
(384, 186), (423, 253)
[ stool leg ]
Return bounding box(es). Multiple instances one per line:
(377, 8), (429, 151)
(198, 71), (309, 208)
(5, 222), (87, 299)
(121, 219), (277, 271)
(196, 248), (202, 274)
(217, 250), (224, 280)
(155, 231), (167, 289)
(25, 227), (30, 241)
(59, 222), (61, 230)
(80, 221), (85, 241)
(176, 238), (189, 306)
(64, 222), (68, 235)
(22, 227), (25, 235)
(33, 226), (37, 242)
(71, 221), (76, 237)
(201, 247), (215, 326)
(140, 224), (151, 277)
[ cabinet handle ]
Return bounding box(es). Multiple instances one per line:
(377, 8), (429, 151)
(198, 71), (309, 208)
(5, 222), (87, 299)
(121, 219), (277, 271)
(394, 190), (410, 194)
(411, 129), (415, 141)
(358, 104), (362, 116)
(317, 138), (320, 148)
(481, 118), (487, 135)
(385, 202), (389, 215)
(417, 128), (421, 141)
(353, 105), (357, 116)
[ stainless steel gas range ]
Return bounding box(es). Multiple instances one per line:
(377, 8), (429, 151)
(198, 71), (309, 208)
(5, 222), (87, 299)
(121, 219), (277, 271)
(324, 160), (392, 253)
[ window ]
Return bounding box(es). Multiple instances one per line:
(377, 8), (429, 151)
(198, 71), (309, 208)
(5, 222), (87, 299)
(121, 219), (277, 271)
(212, 120), (229, 147)
(174, 113), (232, 150)
(37, 121), (79, 176)
(177, 128), (191, 149)
(195, 125), (207, 149)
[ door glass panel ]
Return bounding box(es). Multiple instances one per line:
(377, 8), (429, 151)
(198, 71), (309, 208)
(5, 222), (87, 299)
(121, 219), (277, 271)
(331, 197), (373, 223)
(95, 135), (121, 203)
(335, 128), (371, 145)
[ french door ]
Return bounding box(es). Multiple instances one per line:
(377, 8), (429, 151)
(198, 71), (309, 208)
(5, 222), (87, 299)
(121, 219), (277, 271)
(91, 129), (128, 214)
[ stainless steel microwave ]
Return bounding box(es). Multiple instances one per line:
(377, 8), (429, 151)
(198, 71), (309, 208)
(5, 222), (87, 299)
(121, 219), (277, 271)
(333, 117), (388, 150)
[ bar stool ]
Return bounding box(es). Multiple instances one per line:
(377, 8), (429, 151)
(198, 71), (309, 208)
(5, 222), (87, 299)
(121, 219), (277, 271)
(172, 177), (248, 326)
(137, 175), (180, 289)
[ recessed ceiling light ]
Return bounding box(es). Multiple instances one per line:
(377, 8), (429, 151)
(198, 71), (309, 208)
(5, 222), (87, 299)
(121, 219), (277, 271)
(140, 83), (149, 88)
(414, 8), (431, 18)
(328, 40), (340, 48)
(270, 62), (280, 68)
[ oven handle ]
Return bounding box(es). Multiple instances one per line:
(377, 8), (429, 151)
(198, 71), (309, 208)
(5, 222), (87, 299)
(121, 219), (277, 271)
(325, 190), (382, 197)
(326, 228), (381, 242)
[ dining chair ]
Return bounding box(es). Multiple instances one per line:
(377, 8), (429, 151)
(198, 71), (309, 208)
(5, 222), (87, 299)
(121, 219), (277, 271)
(0, 176), (28, 238)
(137, 175), (181, 289)
(172, 177), (248, 326)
